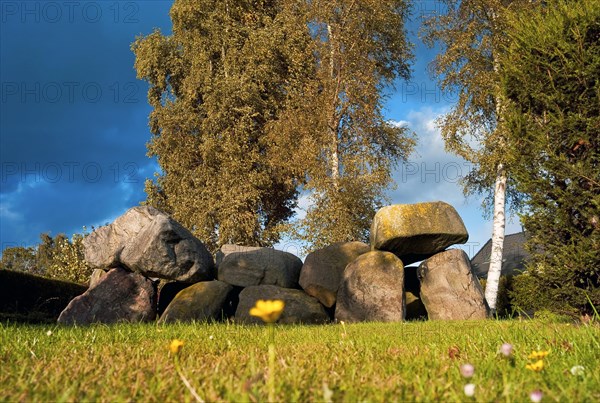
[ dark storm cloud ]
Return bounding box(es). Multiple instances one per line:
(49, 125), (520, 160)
(0, 1), (172, 248)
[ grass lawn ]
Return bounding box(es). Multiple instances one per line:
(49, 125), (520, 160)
(1, 319), (599, 402)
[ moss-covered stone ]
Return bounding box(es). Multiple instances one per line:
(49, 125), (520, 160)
(336, 251), (405, 322)
(235, 285), (329, 325)
(370, 201), (468, 264)
(405, 291), (428, 320)
(299, 241), (370, 308)
(158, 280), (233, 323)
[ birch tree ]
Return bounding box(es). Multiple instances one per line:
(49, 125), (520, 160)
(422, 0), (536, 313)
(133, 0), (314, 252)
(133, 0), (415, 253)
(279, 0), (416, 250)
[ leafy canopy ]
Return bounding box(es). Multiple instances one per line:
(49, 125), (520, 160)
(134, 0), (415, 252)
(500, 0), (600, 315)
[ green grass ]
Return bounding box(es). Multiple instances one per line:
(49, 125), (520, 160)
(1, 320), (599, 402)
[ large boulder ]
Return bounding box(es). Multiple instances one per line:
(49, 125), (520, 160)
(83, 206), (215, 283)
(158, 281), (233, 323)
(235, 285), (329, 324)
(215, 244), (263, 267)
(218, 248), (302, 288)
(335, 251), (405, 322)
(418, 249), (489, 320)
(57, 267), (156, 325)
(370, 201), (468, 264)
(299, 241), (370, 307)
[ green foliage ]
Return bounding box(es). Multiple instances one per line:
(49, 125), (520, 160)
(133, 0), (415, 252)
(479, 275), (515, 318)
(133, 0), (314, 252)
(45, 233), (93, 285)
(531, 309), (577, 324)
(500, 0), (600, 316)
(0, 270), (86, 323)
(1, 321), (599, 401)
(283, 0), (415, 251)
(0, 245), (39, 275)
(1, 232), (92, 285)
(421, 0), (534, 210)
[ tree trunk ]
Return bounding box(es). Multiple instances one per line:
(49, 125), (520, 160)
(327, 23), (340, 190)
(485, 163), (507, 314)
(485, 6), (508, 315)
(330, 127), (340, 189)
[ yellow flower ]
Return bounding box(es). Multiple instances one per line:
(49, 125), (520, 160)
(528, 350), (550, 360)
(170, 339), (185, 354)
(526, 359), (545, 372)
(249, 299), (285, 323)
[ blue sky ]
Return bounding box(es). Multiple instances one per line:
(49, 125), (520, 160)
(0, 1), (521, 259)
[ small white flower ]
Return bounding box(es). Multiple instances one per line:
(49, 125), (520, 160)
(322, 381), (333, 403)
(464, 383), (475, 397)
(529, 390), (543, 402)
(460, 363), (475, 378)
(570, 365), (585, 376)
(500, 343), (513, 357)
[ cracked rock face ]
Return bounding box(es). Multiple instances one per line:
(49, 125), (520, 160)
(58, 267), (156, 325)
(82, 206), (215, 283)
(299, 241), (370, 308)
(335, 251), (405, 323)
(217, 247), (302, 288)
(417, 249), (489, 320)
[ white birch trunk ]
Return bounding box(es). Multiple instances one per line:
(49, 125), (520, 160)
(485, 5), (508, 315)
(327, 23), (340, 189)
(485, 163), (507, 314)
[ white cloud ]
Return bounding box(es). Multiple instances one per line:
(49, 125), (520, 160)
(387, 119), (410, 128)
(275, 105), (520, 260)
(294, 193), (311, 220)
(0, 198), (22, 222)
(388, 106), (521, 258)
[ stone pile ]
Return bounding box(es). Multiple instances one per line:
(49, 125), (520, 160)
(58, 202), (489, 325)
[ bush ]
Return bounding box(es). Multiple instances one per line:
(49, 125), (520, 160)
(479, 276), (515, 318)
(0, 270), (86, 323)
(510, 262), (600, 318)
(45, 233), (93, 285)
(501, 0), (600, 316)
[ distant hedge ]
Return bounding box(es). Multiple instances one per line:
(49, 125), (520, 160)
(0, 270), (86, 323)
(479, 276), (515, 318)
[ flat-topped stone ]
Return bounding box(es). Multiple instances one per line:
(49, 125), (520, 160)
(215, 244), (264, 267)
(370, 201), (468, 264)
